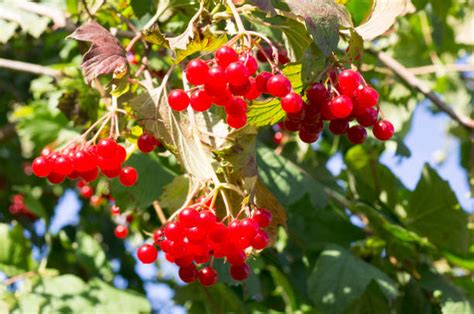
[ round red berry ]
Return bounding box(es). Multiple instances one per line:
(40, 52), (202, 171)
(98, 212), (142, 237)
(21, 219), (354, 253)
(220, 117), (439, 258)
(251, 230), (269, 250)
(229, 79), (250, 96)
(225, 97), (247, 116)
(338, 69), (362, 96)
(137, 244), (158, 264)
(32, 156), (51, 177)
(204, 66), (227, 96)
(281, 92), (303, 114)
(299, 129), (320, 144)
(253, 208), (272, 227)
(97, 138), (117, 159)
(114, 225), (128, 239)
(137, 133), (156, 153)
(178, 207), (199, 228)
(354, 85), (379, 109)
(168, 89), (190, 111)
(225, 61), (250, 86)
(80, 185), (93, 198)
(243, 78), (261, 100)
(347, 125), (367, 144)
(239, 54), (258, 76)
(179, 265), (198, 283)
(226, 113), (247, 129)
(198, 266), (218, 286)
(164, 222), (184, 241)
(306, 83), (330, 105)
(54, 155), (73, 176)
(256, 71), (272, 93)
(329, 95), (353, 119)
(215, 46), (238, 68)
(119, 166), (138, 186)
(266, 74), (291, 97)
(230, 263), (250, 281)
(110, 205), (120, 215)
(186, 59), (209, 85)
(355, 107), (378, 127)
(329, 119), (349, 135)
(373, 120), (394, 141)
(190, 89), (212, 111)
(273, 132), (283, 145)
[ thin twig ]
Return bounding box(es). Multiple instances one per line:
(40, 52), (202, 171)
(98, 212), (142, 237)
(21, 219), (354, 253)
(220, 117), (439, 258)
(152, 201), (167, 225)
(408, 63), (474, 75)
(368, 48), (474, 130)
(0, 58), (62, 77)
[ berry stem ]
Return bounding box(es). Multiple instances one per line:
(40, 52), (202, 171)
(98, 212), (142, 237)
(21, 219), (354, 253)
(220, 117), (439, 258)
(152, 200), (167, 225)
(226, 0), (246, 34)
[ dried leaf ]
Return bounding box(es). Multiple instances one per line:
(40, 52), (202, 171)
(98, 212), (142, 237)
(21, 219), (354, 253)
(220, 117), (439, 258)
(142, 24), (169, 47)
(67, 21), (127, 83)
(342, 28), (364, 66)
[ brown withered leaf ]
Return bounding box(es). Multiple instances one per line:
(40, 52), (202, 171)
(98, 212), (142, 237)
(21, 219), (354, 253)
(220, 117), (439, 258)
(67, 21), (127, 83)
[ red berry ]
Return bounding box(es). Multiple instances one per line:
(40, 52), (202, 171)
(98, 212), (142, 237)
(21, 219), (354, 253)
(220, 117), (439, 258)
(226, 113), (247, 129)
(47, 172), (65, 184)
(338, 69), (362, 96)
(225, 61), (249, 86)
(101, 166), (121, 178)
(54, 155), (73, 176)
(256, 46), (272, 62)
(168, 89), (190, 111)
(281, 92), (303, 114)
(137, 244), (158, 264)
(137, 133), (156, 153)
(208, 222), (227, 243)
(301, 120), (323, 134)
(299, 129), (320, 144)
(186, 226), (207, 242)
(186, 59), (209, 85)
(115, 144), (126, 164)
(373, 120), (394, 141)
(226, 248), (246, 265)
(97, 139), (117, 159)
(230, 263), (250, 281)
(253, 208), (272, 227)
(198, 266), (218, 286)
(190, 89), (212, 112)
(239, 218), (259, 239)
(354, 85), (379, 109)
(243, 78), (261, 100)
(212, 90), (233, 107)
(306, 83), (330, 105)
(175, 255), (194, 267)
(320, 101), (335, 120)
(225, 97), (247, 116)
(119, 166), (138, 186)
(229, 79), (250, 96)
(179, 265), (198, 283)
(329, 119), (349, 135)
(164, 222), (184, 241)
(251, 230), (269, 249)
(114, 225), (128, 239)
(329, 95), (353, 119)
(178, 208), (199, 228)
(273, 132), (283, 145)
(74, 150), (95, 172)
(347, 125), (367, 144)
(204, 66), (227, 96)
(32, 156), (51, 177)
(110, 205), (121, 215)
(283, 119), (301, 132)
(80, 185), (93, 198)
(266, 74), (291, 97)
(197, 210), (216, 228)
(256, 71), (272, 93)
(239, 54), (258, 76)
(215, 46), (238, 68)
(356, 107), (378, 127)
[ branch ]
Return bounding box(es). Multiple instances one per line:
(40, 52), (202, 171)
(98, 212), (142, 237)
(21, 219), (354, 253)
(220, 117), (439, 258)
(408, 63), (474, 75)
(368, 48), (474, 130)
(0, 58), (62, 77)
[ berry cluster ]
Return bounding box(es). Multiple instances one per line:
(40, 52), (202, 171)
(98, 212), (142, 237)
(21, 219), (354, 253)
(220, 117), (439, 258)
(8, 194), (36, 220)
(256, 44), (290, 65)
(167, 46), (299, 129)
(136, 205), (272, 286)
(31, 139), (138, 187)
(282, 69), (394, 144)
(137, 132), (161, 154)
(110, 205), (134, 239)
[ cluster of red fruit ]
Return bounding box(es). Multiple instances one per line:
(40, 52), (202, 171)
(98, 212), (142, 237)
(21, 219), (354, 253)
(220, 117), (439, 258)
(167, 46), (299, 129)
(108, 204), (134, 239)
(137, 132), (161, 154)
(8, 194), (36, 220)
(282, 69), (394, 144)
(136, 205), (272, 286)
(31, 139), (138, 187)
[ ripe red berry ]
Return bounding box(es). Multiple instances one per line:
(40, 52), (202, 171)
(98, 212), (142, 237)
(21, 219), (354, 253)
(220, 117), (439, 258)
(114, 225), (128, 239)
(81, 167), (99, 182)
(178, 207), (199, 228)
(229, 79), (250, 96)
(101, 166), (121, 178)
(230, 263), (250, 281)
(283, 119), (301, 131)
(197, 210), (216, 228)
(299, 129), (320, 144)
(137, 244), (158, 264)
(301, 120), (323, 134)
(226, 248), (246, 265)
(54, 155), (73, 176)
(306, 82), (330, 105)
(198, 266), (218, 286)
(256, 71), (272, 93)
(329, 119), (349, 135)
(175, 255), (194, 267)
(110, 205), (121, 215)
(115, 144), (126, 164)
(179, 265), (198, 283)
(137, 133), (156, 153)
(253, 208), (272, 227)
(80, 185), (93, 199)
(356, 107), (378, 127)
(186, 59), (209, 85)
(243, 78), (261, 100)
(338, 69), (362, 96)
(164, 222), (184, 241)
(281, 92), (303, 114)
(273, 132), (283, 145)
(215, 46), (238, 68)
(239, 54), (258, 76)
(32, 156), (51, 177)
(329, 95), (353, 119)
(354, 85), (379, 109)
(266, 74), (291, 97)
(205, 66), (227, 96)
(226, 113), (247, 129)
(225, 97), (247, 116)
(239, 218), (259, 239)
(212, 89), (233, 107)
(97, 139), (118, 159)
(225, 61), (250, 86)
(373, 120), (394, 141)
(251, 230), (269, 250)
(168, 89), (190, 111)
(74, 150), (95, 172)
(347, 125), (367, 144)
(119, 166), (138, 186)
(47, 172), (65, 184)
(208, 222), (227, 243)
(190, 89), (212, 111)
(186, 226), (207, 242)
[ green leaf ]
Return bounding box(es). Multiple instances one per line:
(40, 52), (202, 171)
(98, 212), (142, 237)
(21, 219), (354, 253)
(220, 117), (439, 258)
(110, 153), (176, 209)
(345, 280), (391, 314)
(404, 164), (470, 255)
(307, 245), (398, 314)
(257, 145), (328, 208)
(268, 266), (297, 312)
(131, 0), (153, 18)
(160, 174), (190, 210)
(142, 24), (169, 47)
(22, 193), (46, 218)
(342, 28), (364, 66)
(345, 0), (374, 26)
(301, 43), (327, 87)
(248, 63), (302, 127)
(0, 223), (36, 276)
(75, 231), (113, 280)
(173, 28), (228, 64)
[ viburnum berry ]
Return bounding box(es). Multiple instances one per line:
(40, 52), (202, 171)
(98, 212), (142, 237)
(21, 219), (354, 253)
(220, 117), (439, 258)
(137, 133), (156, 153)
(239, 54), (258, 76)
(114, 225), (128, 239)
(80, 185), (93, 199)
(186, 59), (209, 85)
(281, 92), (303, 114)
(47, 172), (65, 184)
(168, 89), (190, 111)
(354, 85), (379, 109)
(306, 83), (330, 105)
(205, 66), (227, 96)
(373, 120), (394, 141)
(299, 129), (320, 144)
(97, 138), (118, 159)
(225, 97), (247, 116)
(208, 222), (227, 243)
(101, 166), (121, 178)
(120, 166), (138, 186)
(243, 78), (261, 100)
(266, 74), (291, 97)
(329, 95), (353, 119)
(256, 71), (272, 93)
(32, 156), (51, 177)
(215, 46), (238, 68)
(283, 119), (301, 132)
(110, 205), (121, 215)
(226, 113), (247, 129)
(137, 244), (158, 264)
(226, 248), (246, 265)
(273, 131), (283, 145)
(197, 210), (216, 228)
(338, 69), (362, 96)
(164, 222), (184, 241)
(347, 125), (367, 144)
(190, 89), (212, 112)
(178, 208), (200, 228)
(251, 229), (269, 250)
(253, 208), (272, 227)
(54, 155), (73, 176)
(230, 263), (250, 281)
(198, 266), (218, 286)
(356, 107), (378, 127)
(229, 79), (250, 96)
(329, 119), (349, 135)
(225, 61), (250, 86)
(179, 265), (198, 283)
(239, 218), (259, 239)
